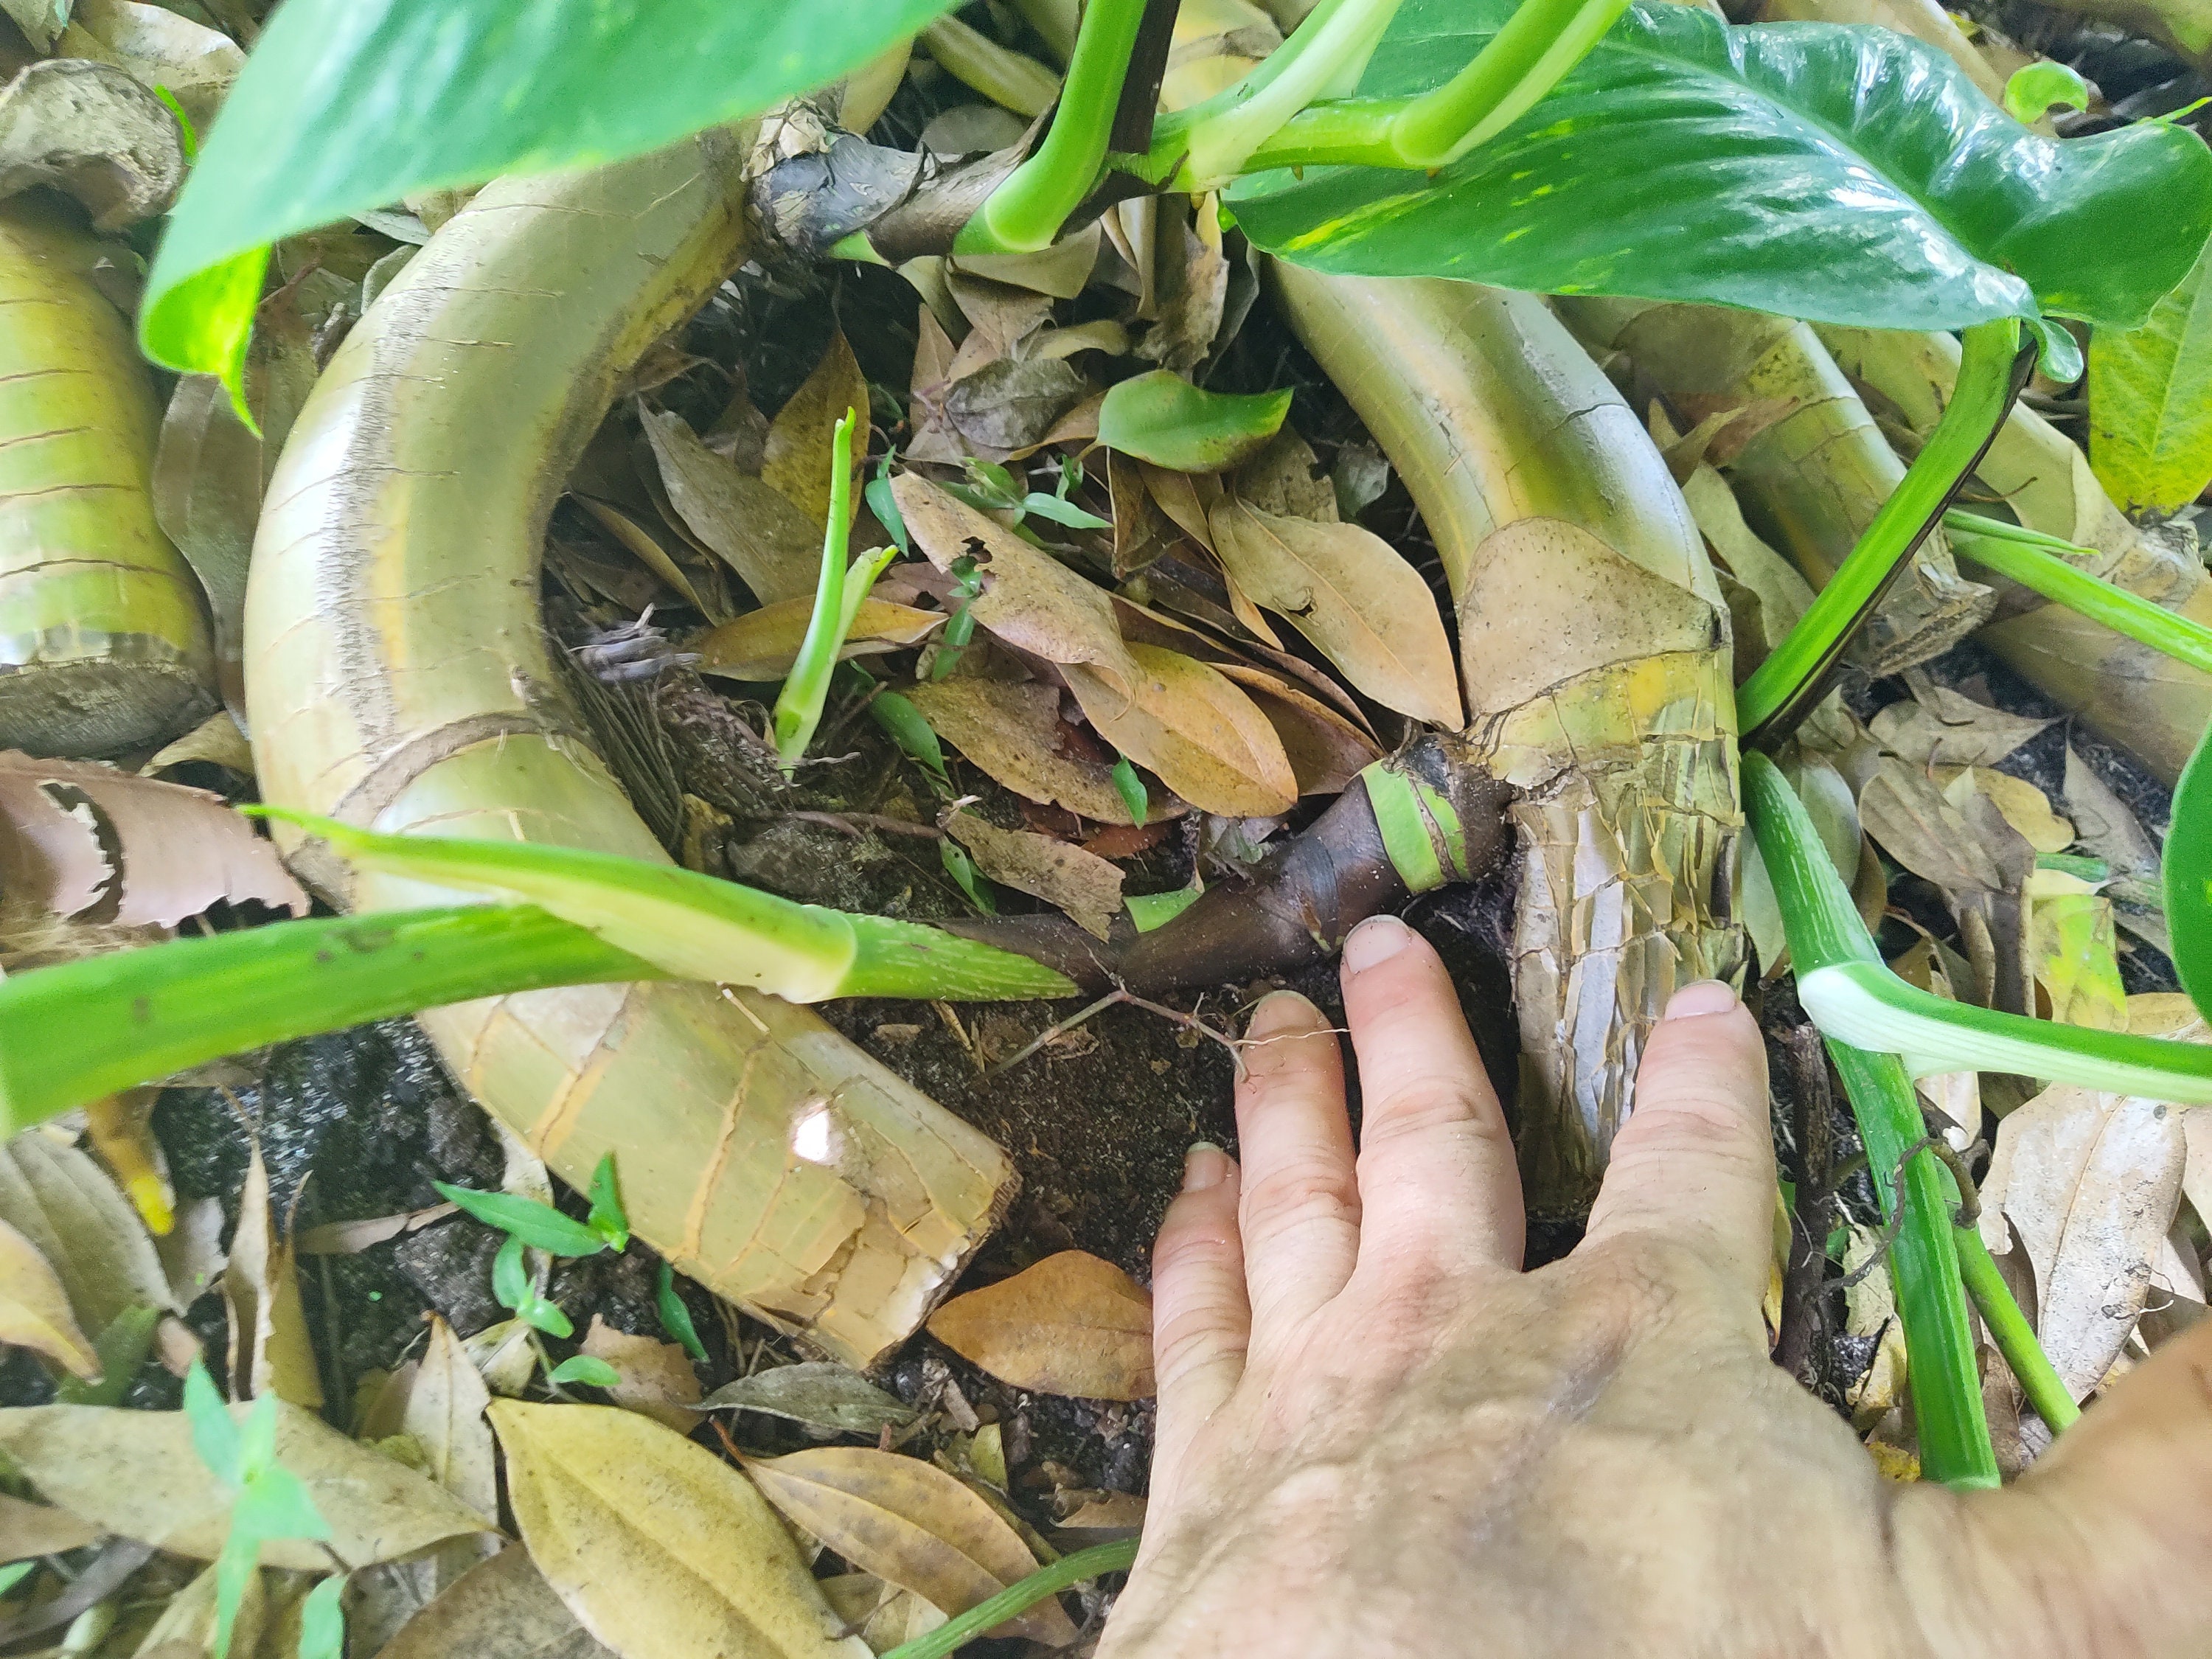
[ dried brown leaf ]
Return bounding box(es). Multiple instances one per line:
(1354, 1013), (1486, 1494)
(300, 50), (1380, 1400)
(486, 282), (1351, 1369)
(695, 597), (940, 682)
(945, 358), (1089, 455)
(926, 1252), (1153, 1402)
(143, 710), (254, 778)
(1138, 462), (1217, 552)
(944, 812), (1124, 939)
(579, 1316), (701, 1433)
(640, 408), (824, 606)
(1107, 451), (1179, 578)
(0, 1217), (97, 1380)
(888, 680), (1139, 824)
(1206, 495), (1460, 725)
(0, 752), (305, 927)
(1212, 664), (1382, 796)
(573, 495), (721, 619)
(1234, 429), (1338, 523)
(490, 1399), (866, 1659)
(1870, 678), (2052, 768)
(697, 1362), (917, 1436)
(1858, 758), (2031, 896)
(1931, 766), (2073, 853)
(0, 1133), (174, 1338)
(379, 1545), (617, 1659)
(400, 1317), (498, 1523)
(0, 1492), (97, 1559)
(762, 331), (869, 532)
(891, 475), (1138, 694)
(223, 1143), (321, 1410)
(744, 1446), (1076, 1646)
(0, 1399), (493, 1566)
(1065, 644), (1298, 818)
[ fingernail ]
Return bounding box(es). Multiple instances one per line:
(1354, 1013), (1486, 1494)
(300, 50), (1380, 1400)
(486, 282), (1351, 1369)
(1342, 914), (1411, 973)
(1183, 1141), (1230, 1191)
(1245, 989), (1317, 1037)
(1663, 979), (1739, 1020)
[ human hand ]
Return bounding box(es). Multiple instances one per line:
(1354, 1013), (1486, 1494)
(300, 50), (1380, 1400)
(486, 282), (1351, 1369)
(1099, 914), (2212, 1658)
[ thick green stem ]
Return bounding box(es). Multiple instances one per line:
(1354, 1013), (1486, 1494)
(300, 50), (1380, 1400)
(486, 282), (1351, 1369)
(1945, 511), (2212, 676)
(959, 0), (1149, 253)
(1826, 1040), (2001, 1489)
(1176, 0), (1404, 182)
(776, 407), (861, 769)
(1389, 0), (1630, 165)
(1953, 1224), (2081, 1435)
(881, 1540), (1140, 1659)
(1737, 318), (2023, 743)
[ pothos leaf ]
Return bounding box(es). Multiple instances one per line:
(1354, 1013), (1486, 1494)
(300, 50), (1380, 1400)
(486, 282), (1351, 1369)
(1234, 0), (2212, 332)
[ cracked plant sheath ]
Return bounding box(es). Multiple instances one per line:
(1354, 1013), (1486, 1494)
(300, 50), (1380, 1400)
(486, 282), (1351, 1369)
(1819, 324), (2212, 786)
(0, 197), (214, 755)
(1556, 299), (1995, 681)
(1272, 266), (1744, 1214)
(243, 137), (1018, 1369)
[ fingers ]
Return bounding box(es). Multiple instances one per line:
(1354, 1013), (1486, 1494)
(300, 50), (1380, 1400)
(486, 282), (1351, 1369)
(1150, 1142), (1250, 1481)
(1338, 915), (1523, 1276)
(1580, 981), (1774, 1305)
(1234, 990), (1361, 1342)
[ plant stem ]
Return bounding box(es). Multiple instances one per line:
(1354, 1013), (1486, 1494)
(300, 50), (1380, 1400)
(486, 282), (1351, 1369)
(1737, 317), (2024, 745)
(776, 407), (862, 771)
(1824, 1040), (2001, 1489)
(1388, 0), (1630, 165)
(1944, 510), (2212, 675)
(1175, 0), (1405, 183)
(880, 1539), (1140, 1659)
(959, 0), (1149, 253)
(1952, 1223), (2081, 1435)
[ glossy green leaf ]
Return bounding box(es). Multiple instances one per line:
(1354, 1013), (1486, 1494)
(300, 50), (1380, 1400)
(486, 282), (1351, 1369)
(656, 1262), (709, 1363)
(547, 1354), (623, 1388)
(1234, 0), (2212, 330)
(585, 1152), (628, 1251)
(2001, 60), (2089, 122)
(1097, 372), (1293, 472)
(2170, 720), (2212, 1023)
(2089, 240), (2212, 512)
(142, 0), (962, 387)
(434, 1183), (608, 1258)
(872, 690), (950, 786)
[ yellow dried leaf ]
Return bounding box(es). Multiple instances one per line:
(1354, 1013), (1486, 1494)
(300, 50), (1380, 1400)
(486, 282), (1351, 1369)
(0, 1217), (96, 1380)
(378, 1545), (618, 1659)
(1214, 664), (1382, 796)
(1207, 495), (1461, 726)
(489, 1400), (866, 1659)
(696, 597), (941, 683)
(400, 1317), (497, 1523)
(763, 332), (869, 532)
(944, 813), (1124, 940)
(743, 1447), (1075, 1646)
(579, 1316), (702, 1433)
(0, 1492), (97, 1559)
(1931, 765), (2075, 853)
(83, 1088), (171, 1236)
(901, 679), (1140, 824)
(925, 1251), (1154, 1402)
(641, 408), (823, 607)
(2023, 868), (2127, 1033)
(1065, 644), (1296, 818)
(223, 1143), (321, 1410)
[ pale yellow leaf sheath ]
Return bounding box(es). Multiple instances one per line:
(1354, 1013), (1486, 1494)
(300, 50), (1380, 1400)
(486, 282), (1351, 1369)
(0, 195), (214, 755)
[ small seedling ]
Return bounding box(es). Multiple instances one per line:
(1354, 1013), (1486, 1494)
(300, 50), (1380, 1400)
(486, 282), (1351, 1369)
(547, 1354), (622, 1388)
(870, 690), (950, 788)
(931, 554), (986, 681)
(433, 1181), (607, 1257)
(493, 1234), (574, 1338)
(657, 1260), (709, 1362)
(1110, 757), (1148, 827)
(585, 1152), (628, 1251)
(939, 838), (997, 914)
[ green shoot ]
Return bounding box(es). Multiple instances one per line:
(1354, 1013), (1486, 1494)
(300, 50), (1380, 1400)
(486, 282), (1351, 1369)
(182, 1360), (336, 1659)
(880, 1539), (1139, 1659)
(939, 838), (998, 914)
(586, 1152), (629, 1251)
(657, 1261), (709, 1362)
(958, 0), (1148, 253)
(866, 460), (913, 557)
(547, 1354), (622, 1388)
(2002, 60), (2090, 124)
(493, 1234), (573, 1338)
(297, 1576), (346, 1659)
(942, 458), (1110, 533)
(1744, 752), (2212, 1099)
(1952, 1225), (2080, 1433)
(433, 1181), (608, 1257)
(932, 554), (987, 680)
(1127, 879), (1202, 931)
(1737, 318), (2023, 743)
(1110, 757), (1148, 827)
(872, 690), (952, 787)
(1944, 510), (2212, 676)
(776, 406), (869, 771)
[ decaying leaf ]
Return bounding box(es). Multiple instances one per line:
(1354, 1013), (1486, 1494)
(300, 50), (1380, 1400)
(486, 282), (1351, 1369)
(2023, 868), (2127, 1032)
(1858, 758), (2032, 898)
(1214, 664), (1382, 796)
(135, 1557), (268, 1659)
(143, 710), (255, 779)
(1207, 494), (1461, 726)
(0, 58), (181, 230)
(0, 1217), (98, 1381)
(58, 0), (244, 133)
(578, 1317), (701, 1433)
(1065, 644), (1297, 818)
(573, 495), (723, 620)
(1235, 428), (1338, 523)
(925, 1251), (1154, 1402)
(744, 1446), (1076, 1646)
(223, 1143), (321, 1411)
(1933, 766), (2073, 853)
(893, 476), (1138, 696)
(818, 1572), (948, 1655)
(639, 408), (822, 606)
(397, 1318), (498, 1523)
(1106, 451), (1180, 578)
(0, 1399), (493, 1566)
(762, 331), (869, 532)
(1869, 678), (2052, 768)
(697, 1362), (918, 1436)
(490, 1399), (867, 1659)
(0, 752), (307, 927)
(695, 596), (940, 682)
(0, 1492), (98, 1559)
(945, 357), (1090, 454)
(944, 812), (1124, 940)
(0, 1132), (175, 1341)
(2061, 746), (2170, 954)
(902, 678), (1141, 824)
(1980, 1003), (2198, 1400)
(378, 1545), (617, 1659)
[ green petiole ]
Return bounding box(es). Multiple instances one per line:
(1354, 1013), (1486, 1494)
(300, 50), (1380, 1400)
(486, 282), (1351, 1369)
(776, 406), (871, 771)
(1953, 1224), (2080, 1433)
(958, 0), (1148, 254)
(1173, 0), (1405, 183)
(1736, 318), (2024, 745)
(1944, 509), (2212, 676)
(880, 1539), (1140, 1659)
(1387, 0), (1632, 166)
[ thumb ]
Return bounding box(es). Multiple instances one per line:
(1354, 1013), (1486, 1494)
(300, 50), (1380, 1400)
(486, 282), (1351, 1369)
(1926, 1321), (2212, 1656)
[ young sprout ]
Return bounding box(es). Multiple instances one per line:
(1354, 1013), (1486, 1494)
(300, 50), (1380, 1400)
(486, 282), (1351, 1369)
(1943, 509), (2212, 675)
